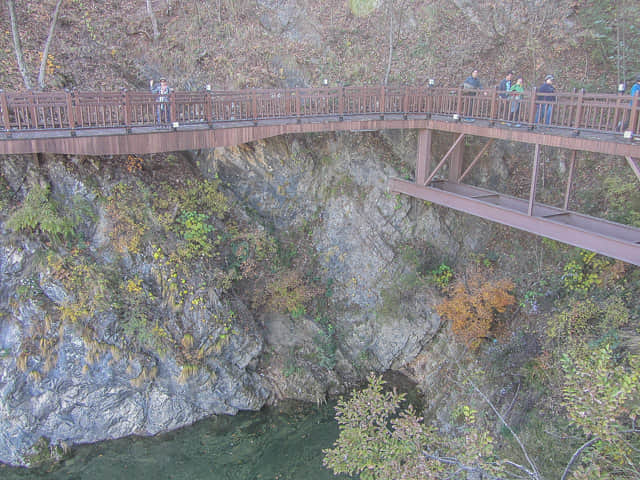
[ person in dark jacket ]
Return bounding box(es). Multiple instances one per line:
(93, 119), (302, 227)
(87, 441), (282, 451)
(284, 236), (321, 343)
(498, 71), (513, 98)
(463, 69), (482, 119)
(536, 75), (556, 125)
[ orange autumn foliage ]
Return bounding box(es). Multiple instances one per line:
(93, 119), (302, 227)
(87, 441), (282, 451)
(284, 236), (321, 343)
(436, 274), (515, 350)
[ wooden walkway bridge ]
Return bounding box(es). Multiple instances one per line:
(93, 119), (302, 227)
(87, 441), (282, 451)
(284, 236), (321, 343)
(1, 85), (640, 265)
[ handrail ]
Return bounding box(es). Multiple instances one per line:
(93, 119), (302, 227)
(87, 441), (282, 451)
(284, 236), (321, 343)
(0, 86), (638, 136)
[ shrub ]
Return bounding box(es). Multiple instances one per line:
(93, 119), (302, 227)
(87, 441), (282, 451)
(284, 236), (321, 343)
(6, 184), (75, 244)
(436, 274), (515, 350)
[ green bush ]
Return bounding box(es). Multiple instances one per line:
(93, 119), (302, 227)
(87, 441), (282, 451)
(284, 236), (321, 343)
(6, 184), (76, 244)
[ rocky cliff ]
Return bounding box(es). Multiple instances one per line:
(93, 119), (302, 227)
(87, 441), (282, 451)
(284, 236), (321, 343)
(0, 128), (498, 466)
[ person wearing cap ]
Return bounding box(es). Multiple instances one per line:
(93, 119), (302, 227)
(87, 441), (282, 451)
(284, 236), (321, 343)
(150, 77), (171, 123)
(536, 75), (556, 125)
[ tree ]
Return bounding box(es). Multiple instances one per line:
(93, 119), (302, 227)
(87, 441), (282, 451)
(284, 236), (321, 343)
(6, 0), (65, 90)
(146, 0), (160, 43)
(324, 360), (640, 480)
(323, 375), (504, 480)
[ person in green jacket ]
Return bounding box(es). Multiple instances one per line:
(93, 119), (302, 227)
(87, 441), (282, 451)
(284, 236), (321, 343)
(509, 76), (524, 125)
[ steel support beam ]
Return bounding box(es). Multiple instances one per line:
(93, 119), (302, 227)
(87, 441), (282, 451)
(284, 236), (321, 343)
(528, 144), (540, 216)
(458, 138), (494, 182)
(424, 133), (465, 186)
(449, 135), (464, 182)
(626, 156), (640, 183)
(564, 150), (577, 211)
(416, 129), (432, 185)
(389, 178), (640, 265)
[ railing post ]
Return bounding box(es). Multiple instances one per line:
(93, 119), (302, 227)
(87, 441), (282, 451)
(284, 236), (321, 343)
(402, 85), (409, 116)
(614, 94), (624, 132)
(456, 87), (463, 117)
(206, 90), (212, 125)
(528, 87), (537, 127)
(338, 86), (344, 117)
(66, 90), (75, 130)
(29, 90), (38, 128)
(295, 88), (301, 117)
(1, 91), (10, 130)
(573, 88), (584, 130)
(379, 85), (385, 116)
(489, 86), (497, 123)
(170, 90), (177, 123)
(251, 90), (257, 120)
(122, 90), (130, 128)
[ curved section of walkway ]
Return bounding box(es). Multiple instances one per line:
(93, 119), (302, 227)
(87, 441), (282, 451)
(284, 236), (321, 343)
(1, 86), (639, 156)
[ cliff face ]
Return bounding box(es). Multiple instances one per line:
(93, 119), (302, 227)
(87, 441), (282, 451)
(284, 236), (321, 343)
(0, 128), (482, 465)
(2, 0), (636, 469)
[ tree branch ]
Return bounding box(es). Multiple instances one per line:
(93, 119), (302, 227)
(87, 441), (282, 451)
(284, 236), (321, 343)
(38, 0), (64, 90)
(422, 451), (505, 480)
(560, 436), (599, 480)
(7, 0), (32, 89)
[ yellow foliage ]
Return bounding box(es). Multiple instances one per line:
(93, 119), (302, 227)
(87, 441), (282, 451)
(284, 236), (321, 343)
(436, 274), (515, 350)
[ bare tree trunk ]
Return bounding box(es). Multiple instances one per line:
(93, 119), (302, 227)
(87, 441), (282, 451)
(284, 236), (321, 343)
(147, 0), (160, 42)
(37, 0), (64, 90)
(384, 0), (394, 85)
(7, 0), (32, 90)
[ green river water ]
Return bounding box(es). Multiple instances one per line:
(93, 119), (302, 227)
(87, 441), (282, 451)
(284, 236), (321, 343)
(0, 401), (348, 480)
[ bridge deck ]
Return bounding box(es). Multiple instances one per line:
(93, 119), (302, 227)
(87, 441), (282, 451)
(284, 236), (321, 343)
(389, 178), (640, 265)
(2, 86), (640, 264)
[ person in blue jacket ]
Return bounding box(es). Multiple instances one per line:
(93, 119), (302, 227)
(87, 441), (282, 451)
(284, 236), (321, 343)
(536, 75), (556, 125)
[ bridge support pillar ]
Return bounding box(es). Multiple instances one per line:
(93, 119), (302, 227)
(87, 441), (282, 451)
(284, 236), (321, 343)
(416, 129), (432, 185)
(528, 144), (541, 216)
(563, 150), (577, 211)
(449, 136), (464, 182)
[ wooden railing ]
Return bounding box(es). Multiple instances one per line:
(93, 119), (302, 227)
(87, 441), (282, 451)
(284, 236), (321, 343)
(1, 86), (638, 136)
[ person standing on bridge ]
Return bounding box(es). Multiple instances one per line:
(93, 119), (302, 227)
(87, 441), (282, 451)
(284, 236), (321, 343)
(463, 69), (483, 120)
(536, 75), (556, 125)
(509, 76), (524, 126)
(150, 77), (171, 124)
(498, 71), (514, 121)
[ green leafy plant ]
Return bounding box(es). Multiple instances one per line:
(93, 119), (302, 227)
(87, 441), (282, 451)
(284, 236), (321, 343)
(176, 210), (215, 258)
(430, 263), (453, 290)
(562, 250), (610, 294)
(6, 184), (76, 244)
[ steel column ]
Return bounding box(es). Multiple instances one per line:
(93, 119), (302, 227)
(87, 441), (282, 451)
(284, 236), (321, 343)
(563, 150), (577, 210)
(528, 144), (541, 215)
(416, 129), (432, 185)
(449, 135), (464, 182)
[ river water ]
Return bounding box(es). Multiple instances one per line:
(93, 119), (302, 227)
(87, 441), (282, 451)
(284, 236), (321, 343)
(1, 401), (348, 480)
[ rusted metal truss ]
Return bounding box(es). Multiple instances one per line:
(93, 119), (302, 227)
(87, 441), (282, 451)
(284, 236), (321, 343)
(390, 131), (640, 265)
